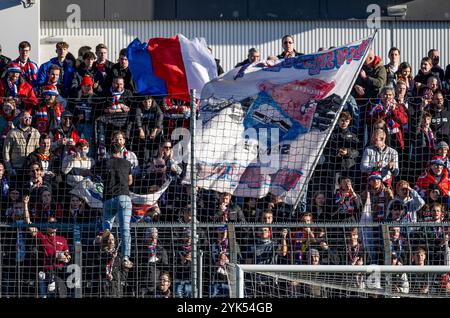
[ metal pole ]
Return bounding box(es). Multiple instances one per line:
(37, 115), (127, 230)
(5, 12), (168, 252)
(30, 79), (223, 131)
(198, 250), (203, 298)
(74, 242), (82, 298)
(190, 89), (199, 298)
(293, 30), (378, 211)
(236, 265), (245, 298)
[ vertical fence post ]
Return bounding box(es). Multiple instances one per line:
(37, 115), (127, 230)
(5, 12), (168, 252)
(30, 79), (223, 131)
(190, 89), (199, 298)
(198, 250), (203, 298)
(74, 241), (82, 298)
(381, 224), (392, 294)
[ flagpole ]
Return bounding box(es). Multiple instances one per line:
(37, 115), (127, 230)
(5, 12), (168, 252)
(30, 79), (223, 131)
(292, 30), (378, 212)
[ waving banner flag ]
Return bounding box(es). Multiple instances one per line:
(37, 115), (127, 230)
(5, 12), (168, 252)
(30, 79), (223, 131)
(127, 34), (218, 101)
(185, 35), (375, 205)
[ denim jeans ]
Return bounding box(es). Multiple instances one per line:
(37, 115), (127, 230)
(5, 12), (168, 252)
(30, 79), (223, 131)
(102, 195), (132, 258)
(175, 281), (192, 298)
(209, 282), (229, 298)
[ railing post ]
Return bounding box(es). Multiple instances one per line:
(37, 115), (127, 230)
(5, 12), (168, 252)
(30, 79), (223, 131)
(74, 241), (83, 298)
(190, 88), (199, 298)
(198, 250), (203, 298)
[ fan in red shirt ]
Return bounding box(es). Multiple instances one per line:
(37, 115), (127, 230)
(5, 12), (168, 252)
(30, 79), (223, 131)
(23, 195), (71, 297)
(416, 156), (450, 198)
(0, 62), (38, 112)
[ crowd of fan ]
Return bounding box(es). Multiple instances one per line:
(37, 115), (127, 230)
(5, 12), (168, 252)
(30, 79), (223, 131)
(0, 36), (450, 298)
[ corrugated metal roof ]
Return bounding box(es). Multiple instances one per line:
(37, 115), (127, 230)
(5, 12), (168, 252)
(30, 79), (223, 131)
(41, 20), (449, 73)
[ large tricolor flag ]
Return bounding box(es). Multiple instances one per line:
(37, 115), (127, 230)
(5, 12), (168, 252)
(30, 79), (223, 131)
(127, 34), (218, 101)
(185, 34), (375, 206)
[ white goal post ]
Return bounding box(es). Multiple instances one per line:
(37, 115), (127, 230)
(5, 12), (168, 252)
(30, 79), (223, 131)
(228, 264), (450, 298)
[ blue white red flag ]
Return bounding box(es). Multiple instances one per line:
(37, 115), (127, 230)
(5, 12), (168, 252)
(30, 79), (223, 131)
(127, 34), (217, 101)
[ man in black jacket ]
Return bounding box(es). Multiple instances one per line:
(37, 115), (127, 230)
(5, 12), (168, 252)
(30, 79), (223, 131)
(325, 111), (360, 189)
(105, 48), (136, 93)
(96, 76), (132, 159)
(94, 43), (114, 94)
(127, 95), (164, 164)
(235, 48), (261, 68)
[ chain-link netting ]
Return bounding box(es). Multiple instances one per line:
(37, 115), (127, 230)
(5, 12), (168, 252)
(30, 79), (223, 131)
(1, 90), (450, 298)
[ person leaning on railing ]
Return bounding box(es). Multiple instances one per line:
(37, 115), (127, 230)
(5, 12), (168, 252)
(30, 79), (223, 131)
(23, 194), (72, 298)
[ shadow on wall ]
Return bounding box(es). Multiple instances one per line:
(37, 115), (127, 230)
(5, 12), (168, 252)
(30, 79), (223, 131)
(0, 0), (22, 10)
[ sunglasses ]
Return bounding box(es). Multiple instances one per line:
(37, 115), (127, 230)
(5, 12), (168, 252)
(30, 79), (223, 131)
(284, 41), (293, 44)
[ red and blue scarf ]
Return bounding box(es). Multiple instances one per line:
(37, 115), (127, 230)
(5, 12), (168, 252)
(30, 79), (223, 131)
(14, 58), (38, 85)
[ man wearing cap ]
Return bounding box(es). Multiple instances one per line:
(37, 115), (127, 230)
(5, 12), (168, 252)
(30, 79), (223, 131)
(435, 141), (450, 171)
(35, 85), (64, 134)
(387, 180), (424, 223)
(362, 170), (394, 222)
(390, 251), (410, 294)
(3, 111), (40, 177)
(430, 90), (450, 143)
(416, 155), (450, 198)
(140, 227), (169, 297)
(50, 109), (80, 161)
(0, 62), (38, 111)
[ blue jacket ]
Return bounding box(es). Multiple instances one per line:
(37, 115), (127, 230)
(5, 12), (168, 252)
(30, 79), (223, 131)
(37, 57), (75, 97)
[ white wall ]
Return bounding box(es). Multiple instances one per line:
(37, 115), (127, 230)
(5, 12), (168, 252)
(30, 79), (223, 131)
(0, 0), (40, 63)
(40, 19), (450, 74)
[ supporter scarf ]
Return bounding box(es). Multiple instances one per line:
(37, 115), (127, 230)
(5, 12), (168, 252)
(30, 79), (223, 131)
(38, 152), (50, 161)
(217, 238), (228, 254)
(219, 207), (228, 223)
(148, 243), (157, 258)
(335, 190), (355, 215)
(387, 118), (400, 135)
(369, 103), (384, 117)
(122, 147), (128, 159)
(105, 249), (118, 277)
(110, 88), (124, 108)
(15, 58), (38, 84)
(7, 79), (18, 97)
(424, 127), (435, 151)
(347, 244), (360, 264)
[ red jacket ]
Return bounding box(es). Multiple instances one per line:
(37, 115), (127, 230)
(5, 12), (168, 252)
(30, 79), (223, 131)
(0, 77), (38, 112)
(36, 232), (69, 271)
(370, 102), (408, 150)
(416, 168), (450, 197)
